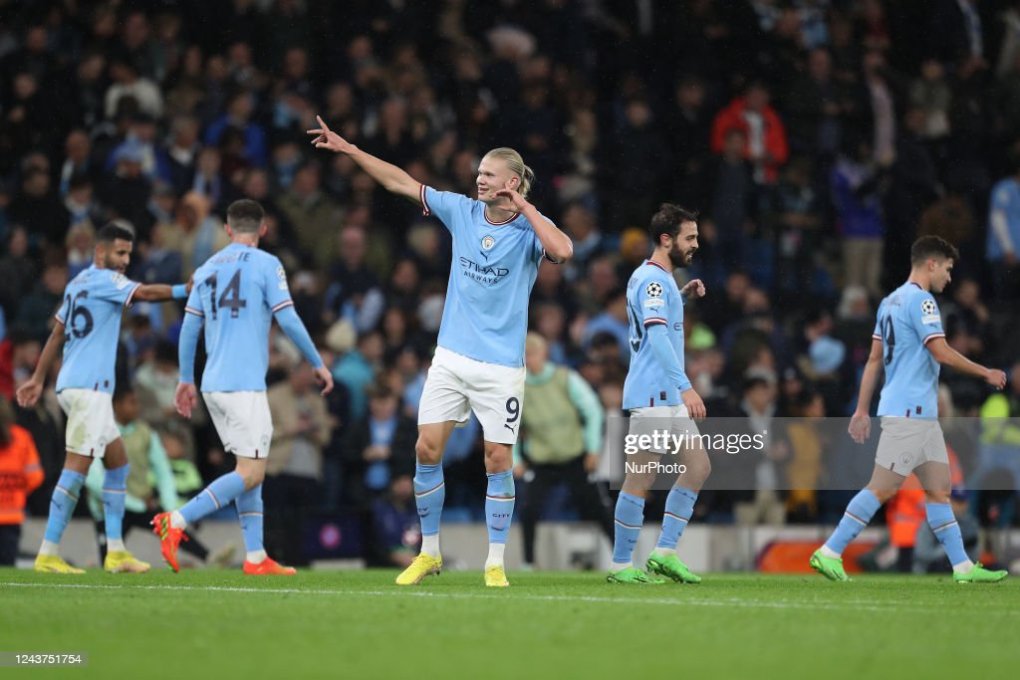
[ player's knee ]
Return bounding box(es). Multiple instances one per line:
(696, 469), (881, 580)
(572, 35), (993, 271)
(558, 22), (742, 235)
(868, 486), (898, 504)
(415, 437), (442, 465)
(235, 462), (265, 489)
(925, 488), (951, 504)
(483, 443), (512, 471)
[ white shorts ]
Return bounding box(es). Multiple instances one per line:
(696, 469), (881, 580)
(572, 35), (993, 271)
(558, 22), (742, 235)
(874, 417), (948, 475)
(58, 389), (120, 458)
(204, 391), (273, 459)
(628, 405), (701, 454)
(418, 347), (526, 445)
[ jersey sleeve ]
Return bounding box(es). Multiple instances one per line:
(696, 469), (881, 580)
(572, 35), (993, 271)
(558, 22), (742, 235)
(872, 301), (884, 341)
(93, 270), (141, 307)
(421, 185), (470, 232)
(912, 292), (945, 346)
(184, 284), (204, 319)
(263, 256), (294, 313)
(635, 274), (669, 328)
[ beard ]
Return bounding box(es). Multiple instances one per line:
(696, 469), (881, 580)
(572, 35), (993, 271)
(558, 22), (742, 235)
(669, 248), (695, 267)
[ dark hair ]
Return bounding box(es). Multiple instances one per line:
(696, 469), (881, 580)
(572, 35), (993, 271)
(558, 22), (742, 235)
(112, 385), (135, 404)
(910, 235), (959, 265)
(367, 383), (395, 401)
(226, 199), (264, 233)
(649, 203), (698, 245)
(97, 222), (135, 244)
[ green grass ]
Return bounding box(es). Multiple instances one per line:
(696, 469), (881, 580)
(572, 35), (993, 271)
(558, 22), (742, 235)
(2, 568), (1017, 679)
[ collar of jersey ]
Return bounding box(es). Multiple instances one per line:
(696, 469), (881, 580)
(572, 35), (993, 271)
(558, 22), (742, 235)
(484, 209), (520, 226)
(645, 259), (668, 272)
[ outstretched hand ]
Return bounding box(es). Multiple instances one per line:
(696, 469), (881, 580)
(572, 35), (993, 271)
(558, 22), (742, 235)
(681, 279), (706, 299)
(307, 115), (356, 154)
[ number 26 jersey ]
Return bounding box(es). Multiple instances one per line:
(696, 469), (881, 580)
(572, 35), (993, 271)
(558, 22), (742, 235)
(873, 281), (945, 419)
(55, 265), (141, 394)
(185, 243), (294, 392)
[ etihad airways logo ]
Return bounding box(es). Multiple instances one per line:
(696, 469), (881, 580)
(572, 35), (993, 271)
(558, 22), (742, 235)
(459, 256), (509, 285)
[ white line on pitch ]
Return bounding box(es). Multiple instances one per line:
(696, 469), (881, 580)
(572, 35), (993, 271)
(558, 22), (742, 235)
(1, 581), (991, 614)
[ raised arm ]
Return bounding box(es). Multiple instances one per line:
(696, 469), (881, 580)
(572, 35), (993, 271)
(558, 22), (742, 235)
(15, 320), (65, 407)
(308, 115), (421, 204)
(133, 282), (190, 303)
(496, 186), (573, 262)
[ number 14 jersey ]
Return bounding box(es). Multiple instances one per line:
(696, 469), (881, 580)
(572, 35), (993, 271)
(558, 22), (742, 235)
(185, 243), (294, 392)
(873, 281), (945, 419)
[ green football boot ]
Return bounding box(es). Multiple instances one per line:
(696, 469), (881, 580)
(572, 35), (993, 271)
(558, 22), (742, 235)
(810, 549), (850, 582)
(953, 563), (1008, 584)
(646, 553), (702, 584)
(606, 567), (665, 584)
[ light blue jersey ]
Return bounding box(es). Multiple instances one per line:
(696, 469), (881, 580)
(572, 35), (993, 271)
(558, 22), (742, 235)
(185, 243), (294, 391)
(421, 185), (548, 368)
(623, 261), (691, 409)
(873, 281), (945, 419)
(55, 265), (140, 394)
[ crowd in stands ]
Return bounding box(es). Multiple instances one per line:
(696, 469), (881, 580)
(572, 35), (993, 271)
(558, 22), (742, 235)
(1, 0), (1020, 567)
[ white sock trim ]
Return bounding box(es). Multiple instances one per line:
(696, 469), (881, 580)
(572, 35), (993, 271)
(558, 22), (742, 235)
(106, 539), (126, 553)
(952, 559), (975, 574)
(610, 561), (633, 572)
(819, 545), (840, 559)
(246, 550), (268, 564)
(170, 510), (187, 530)
(485, 543), (506, 569)
(421, 534), (440, 558)
(39, 539), (59, 557)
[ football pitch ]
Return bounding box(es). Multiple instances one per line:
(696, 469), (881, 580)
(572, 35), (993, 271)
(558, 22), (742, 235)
(2, 569), (1017, 679)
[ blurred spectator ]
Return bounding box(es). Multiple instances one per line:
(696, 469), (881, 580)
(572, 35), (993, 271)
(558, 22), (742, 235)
(515, 333), (612, 568)
(369, 473), (420, 568)
(278, 162), (343, 268)
(16, 262), (67, 343)
(9, 167), (69, 250)
(105, 57), (163, 120)
(711, 80), (789, 186)
(0, 396), (43, 565)
(84, 387), (208, 564)
(203, 90), (266, 167)
(343, 383), (415, 506)
(265, 362), (332, 566)
(831, 133), (885, 299)
(0, 226), (36, 318)
(986, 157), (1020, 303)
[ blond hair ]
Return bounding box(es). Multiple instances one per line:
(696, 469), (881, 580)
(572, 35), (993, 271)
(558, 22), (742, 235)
(484, 147), (535, 198)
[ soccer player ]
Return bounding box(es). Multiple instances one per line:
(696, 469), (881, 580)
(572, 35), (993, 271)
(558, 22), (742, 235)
(811, 235), (1008, 583)
(152, 199), (333, 575)
(308, 116), (572, 587)
(16, 222), (190, 574)
(608, 204), (710, 585)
